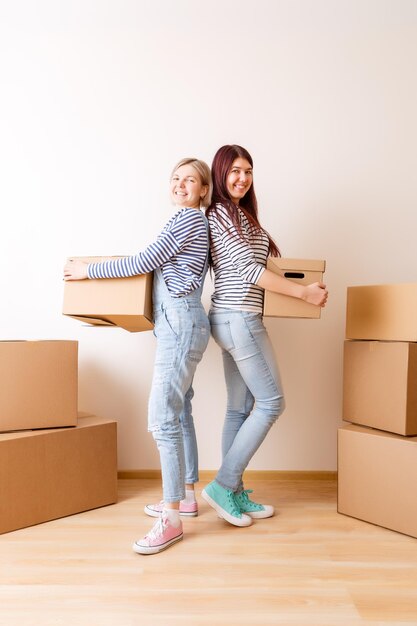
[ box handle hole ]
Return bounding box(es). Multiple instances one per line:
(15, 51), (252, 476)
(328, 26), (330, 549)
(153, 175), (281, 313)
(284, 272), (305, 279)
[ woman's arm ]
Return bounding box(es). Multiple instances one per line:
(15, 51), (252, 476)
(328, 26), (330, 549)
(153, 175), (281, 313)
(257, 269), (328, 307)
(63, 232), (180, 282)
(209, 206), (328, 308)
(63, 208), (205, 282)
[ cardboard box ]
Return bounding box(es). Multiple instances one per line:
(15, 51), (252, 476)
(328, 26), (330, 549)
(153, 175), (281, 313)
(0, 415), (117, 534)
(338, 425), (417, 538)
(63, 256), (153, 332)
(343, 341), (417, 436)
(263, 258), (326, 319)
(0, 340), (78, 432)
(346, 283), (417, 341)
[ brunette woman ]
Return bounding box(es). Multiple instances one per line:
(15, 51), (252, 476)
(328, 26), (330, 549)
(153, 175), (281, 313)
(202, 145), (328, 527)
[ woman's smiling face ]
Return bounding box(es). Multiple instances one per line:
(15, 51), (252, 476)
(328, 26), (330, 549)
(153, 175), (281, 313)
(226, 157), (253, 204)
(170, 164), (207, 209)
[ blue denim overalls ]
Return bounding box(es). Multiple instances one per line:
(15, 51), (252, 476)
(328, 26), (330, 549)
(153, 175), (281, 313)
(148, 214), (210, 503)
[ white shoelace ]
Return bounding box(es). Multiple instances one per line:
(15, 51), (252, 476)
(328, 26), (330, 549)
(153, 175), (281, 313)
(145, 514), (167, 541)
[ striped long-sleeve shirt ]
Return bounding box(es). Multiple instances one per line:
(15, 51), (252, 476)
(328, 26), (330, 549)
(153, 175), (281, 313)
(208, 204), (270, 313)
(87, 207), (208, 298)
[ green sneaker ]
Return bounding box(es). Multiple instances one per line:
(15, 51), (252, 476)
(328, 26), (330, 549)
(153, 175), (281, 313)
(202, 481), (252, 527)
(234, 489), (274, 519)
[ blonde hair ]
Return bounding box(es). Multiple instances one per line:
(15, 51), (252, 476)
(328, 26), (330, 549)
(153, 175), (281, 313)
(171, 158), (212, 208)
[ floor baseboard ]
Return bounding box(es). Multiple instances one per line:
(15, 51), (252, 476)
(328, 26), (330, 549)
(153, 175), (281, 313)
(117, 469), (337, 481)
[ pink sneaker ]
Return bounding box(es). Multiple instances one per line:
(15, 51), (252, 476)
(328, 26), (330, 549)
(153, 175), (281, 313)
(133, 512), (183, 555)
(144, 499), (198, 518)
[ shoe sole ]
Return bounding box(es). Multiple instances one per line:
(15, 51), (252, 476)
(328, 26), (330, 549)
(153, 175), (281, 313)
(132, 533), (183, 555)
(144, 506), (198, 518)
(246, 509), (275, 519)
(202, 489), (252, 527)
(217, 509), (274, 519)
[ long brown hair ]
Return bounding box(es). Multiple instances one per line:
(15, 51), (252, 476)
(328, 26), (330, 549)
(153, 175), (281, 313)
(206, 144), (280, 256)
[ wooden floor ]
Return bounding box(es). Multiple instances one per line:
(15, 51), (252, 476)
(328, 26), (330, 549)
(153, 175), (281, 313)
(2, 477), (417, 626)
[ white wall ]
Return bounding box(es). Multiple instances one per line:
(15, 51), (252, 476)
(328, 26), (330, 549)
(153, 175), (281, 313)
(1, 0), (416, 470)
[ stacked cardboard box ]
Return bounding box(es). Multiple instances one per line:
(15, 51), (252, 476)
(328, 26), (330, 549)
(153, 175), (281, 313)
(338, 284), (417, 538)
(0, 340), (78, 432)
(0, 340), (117, 534)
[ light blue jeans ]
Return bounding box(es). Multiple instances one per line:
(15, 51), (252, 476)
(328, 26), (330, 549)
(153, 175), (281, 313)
(209, 309), (285, 492)
(148, 298), (210, 503)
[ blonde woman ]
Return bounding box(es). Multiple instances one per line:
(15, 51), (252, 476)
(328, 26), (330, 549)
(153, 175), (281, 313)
(64, 158), (212, 554)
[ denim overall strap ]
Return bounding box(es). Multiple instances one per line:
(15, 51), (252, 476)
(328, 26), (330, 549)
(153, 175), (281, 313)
(153, 210), (209, 309)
